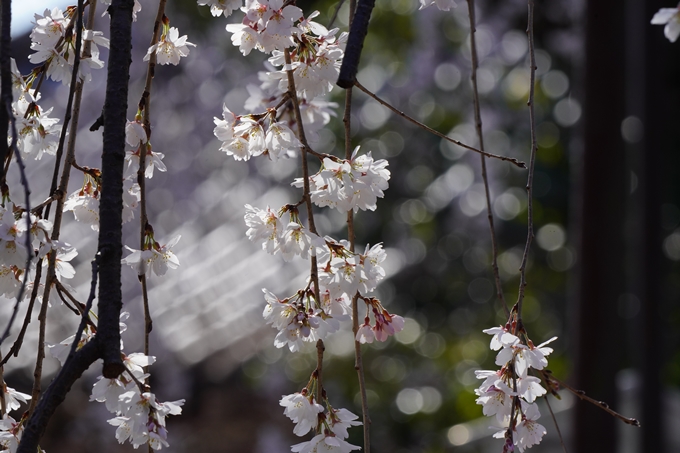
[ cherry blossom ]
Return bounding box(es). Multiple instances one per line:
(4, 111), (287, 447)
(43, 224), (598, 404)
(126, 118), (147, 148)
(652, 5), (680, 42)
(279, 222), (318, 261)
(478, 324), (557, 451)
(265, 121), (302, 160)
(226, 23), (259, 56)
(280, 392), (324, 436)
(514, 403), (546, 452)
(47, 325), (96, 366)
(42, 240), (78, 280)
(125, 145), (167, 179)
(291, 433), (361, 453)
(0, 203), (29, 268)
(144, 22), (196, 66)
(0, 415), (22, 453)
(0, 265), (19, 298)
(294, 147), (390, 213)
(244, 204), (281, 254)
(121, 234), (180, 277)
(3, 387), (30, 412)
(64, 179), (100, 231)
(327, 407), (362, 439)
(419, 0), (456, 11)
(197, 0), (243, 18)
(17, 105), (62, 160)
(355, 318), (375, 343)
(262, 288), (296, 330)
(213, 104), (238, 143)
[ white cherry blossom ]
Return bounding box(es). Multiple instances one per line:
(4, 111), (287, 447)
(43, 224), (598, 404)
(198, 0), (242, 17)
(0, 415), (22, 453)
(3, 387), (30, 413)
(327, 407), (362, 439)
(652, 5), (680, 42)
(515, 403), (547, 452)
(122, 235), (181, 277)
(419, 0), (456, 11)
(144, 26), (196, 66)
(280, 392), (324, 436)
(291, 433), (360, 453)
(265, 121), (302, 160)
(244, 204), (281, 254)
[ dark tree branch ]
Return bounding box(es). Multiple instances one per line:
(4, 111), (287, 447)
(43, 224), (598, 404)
(0, 0), (11, 181)
(97, 0), (134, 379)
(336, 0), (375, 88)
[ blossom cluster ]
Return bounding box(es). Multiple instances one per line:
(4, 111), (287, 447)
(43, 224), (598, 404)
(475, 324), (557, 452)
(0, 386), (31, 453)
(253, 217), (401, 351)
(293, 147), (390, 213)
(11, 60), (61, 160)
(30, 7), (109, 85)
(211, 3), (347, 157)
(245, 197), (400, 350)
(214, 105), (302, 161)
(8, 7), (106, 161)
(0, 198), (82, 304)
(90, 353), (184, 450)
(43, 313), (184, 450)
(280, 378), (361, 453)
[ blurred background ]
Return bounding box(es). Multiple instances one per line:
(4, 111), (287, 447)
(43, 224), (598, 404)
(2, 0), (680, 452)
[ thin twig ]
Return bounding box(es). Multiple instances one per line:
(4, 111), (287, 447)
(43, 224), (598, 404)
(54, 281), (83, 316)
(0, 265), (43, 367)
(138, 0), (167, 376)
(66, 260), (98, 360)
(513, 1), (538, 319)
(353, 81), (526, 168)
(315, 339), (324, 403)
(342, 2), (371, 450)
(466, 0), (509, 319)
(544, 371), (640, 427)
(31, 194), (62, 215)
(0, 352), (6, 415)
(44, 8), (85, 222)
(125, 366), (149, 393)
(283, 49), (321, 306)
(543, 388), (568, 453)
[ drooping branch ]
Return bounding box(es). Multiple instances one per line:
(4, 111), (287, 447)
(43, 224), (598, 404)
(283, 48), (321, 306)
(137, 0), (167, 363)
(513, 0), (539, 319)
(466, 0), (509, 319)
(17, 1), (135, 449)
(353, 81), (526, 168)
(542, 370), (640, 427)
(341, 2), (371, 451)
